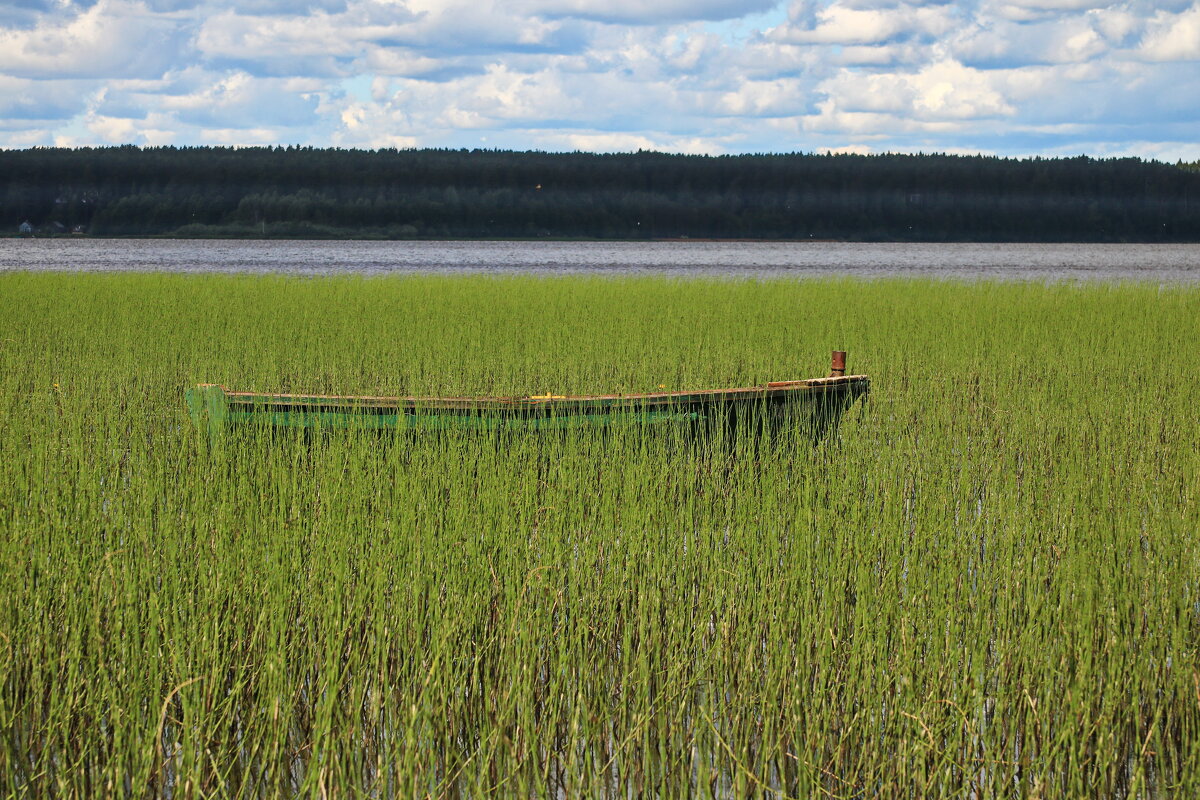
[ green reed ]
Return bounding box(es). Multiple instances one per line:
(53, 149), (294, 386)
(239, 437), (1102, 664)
(0, 272), (1197, 797)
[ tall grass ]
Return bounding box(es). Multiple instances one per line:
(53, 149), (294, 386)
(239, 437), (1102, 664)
(1, 272), (1198, 797)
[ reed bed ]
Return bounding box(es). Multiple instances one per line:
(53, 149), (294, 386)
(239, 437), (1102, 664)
(0, 272), (1198, 798)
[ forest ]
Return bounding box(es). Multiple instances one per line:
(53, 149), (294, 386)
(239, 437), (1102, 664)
(4, 146), (1199, 241)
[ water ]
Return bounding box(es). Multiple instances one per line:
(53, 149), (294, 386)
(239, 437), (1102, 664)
(2, 239), (1200, 282)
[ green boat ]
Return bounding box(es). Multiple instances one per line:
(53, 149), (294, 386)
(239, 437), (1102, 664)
(186, 351), (868, 439)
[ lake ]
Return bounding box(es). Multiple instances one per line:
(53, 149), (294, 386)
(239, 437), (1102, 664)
(2, 238), (1199, 282)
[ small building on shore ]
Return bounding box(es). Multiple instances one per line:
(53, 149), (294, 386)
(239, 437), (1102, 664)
(18, 221), (32, 235)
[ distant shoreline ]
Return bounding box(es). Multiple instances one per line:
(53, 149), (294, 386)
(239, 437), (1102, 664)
(9, 234), (1200, 244)
(6, 146), (1200, 243)
(3, 234), (851, 243)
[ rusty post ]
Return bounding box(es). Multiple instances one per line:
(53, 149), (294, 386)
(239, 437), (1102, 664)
(830, 350), (846, 377)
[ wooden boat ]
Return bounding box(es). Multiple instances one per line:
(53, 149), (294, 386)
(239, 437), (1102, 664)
(186, 351), (868, 438)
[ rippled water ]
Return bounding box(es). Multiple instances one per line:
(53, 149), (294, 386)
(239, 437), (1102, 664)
(3, 239), (1199, 282)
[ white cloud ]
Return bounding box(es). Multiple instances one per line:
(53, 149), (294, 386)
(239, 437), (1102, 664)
(525, 0), (777, 24)
(950, 11), (1125, 67)
(0, 0), (189, 79)
(1138, 4), (1200, 61)
(200, 126), (282, 144)
(992, 0), (1113, 24)
(0, 0), (1195, 159)
(86, 114), (141, 142)
(716, 79), (808, 116)
(817, 60), (1014, 121)
(362, 50), (472, 80)
(6, 129), (55, 146)
(913, 61), (1014, 118)
(123, 71), (324, 128)
(0, 74), (92, 120)
(1089, 6), (1142, 44)
(774, 4), (956, 45)
(80, 111), (177, 144)
(543, 131), (728, 154)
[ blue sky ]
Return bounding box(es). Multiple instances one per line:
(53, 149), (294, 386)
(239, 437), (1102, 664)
(1, 0), (1198, 159)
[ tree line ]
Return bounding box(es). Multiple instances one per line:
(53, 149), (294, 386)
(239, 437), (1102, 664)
(4, 145), (1199, 241)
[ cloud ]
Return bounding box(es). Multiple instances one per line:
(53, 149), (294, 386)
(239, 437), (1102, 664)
(0, 75), (92, 120)
(1138, 4), (1200, 61)
(526, 0), (778, 25)
(951, 14), (1117, 68)
(362, 50), (483, 81)
(543, 131), (727, 153)
(213, 0), (348, 13)
(0, 0), (1197, 160)
(773, 3), (956, 45)
(0, 0), (191, 79)
(151, 72), (322, 127)
(815, 60), (1014, 121)
(189, 0), (592, 82)
(198, 126), (280, 144)
(991, 0), (1113, 23)
(715, 78), (814, 117)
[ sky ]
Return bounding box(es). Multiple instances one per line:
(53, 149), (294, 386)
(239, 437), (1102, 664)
(0, 0), (1198, 160)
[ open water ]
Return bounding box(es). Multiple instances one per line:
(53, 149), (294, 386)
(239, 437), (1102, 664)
(2, 239), (1199, 282)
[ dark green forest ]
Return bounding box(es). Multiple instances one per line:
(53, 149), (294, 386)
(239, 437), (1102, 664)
(4, 146), (1200, 241)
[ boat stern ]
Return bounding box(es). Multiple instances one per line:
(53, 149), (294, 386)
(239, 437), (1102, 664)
(185, 384), (229, 438)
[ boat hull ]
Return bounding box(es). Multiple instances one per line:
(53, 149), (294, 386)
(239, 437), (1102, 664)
(185, 376), (869, 439)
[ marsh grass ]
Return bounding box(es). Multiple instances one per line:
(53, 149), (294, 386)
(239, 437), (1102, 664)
(1, 272), (1198, 797)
